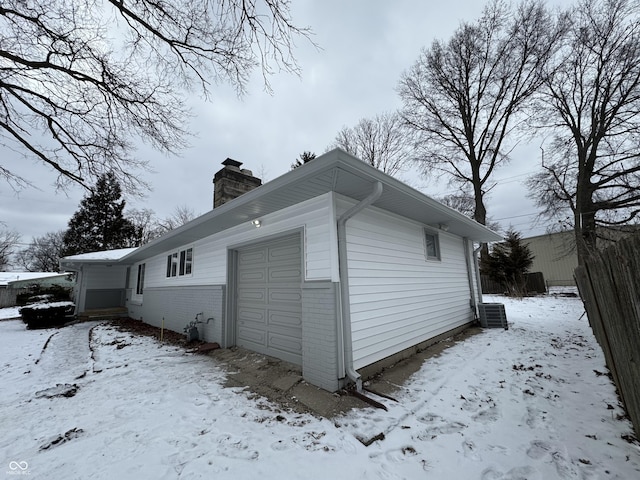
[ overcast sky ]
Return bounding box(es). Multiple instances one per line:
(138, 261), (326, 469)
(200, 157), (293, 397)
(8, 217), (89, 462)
(1, 0), (561, 251)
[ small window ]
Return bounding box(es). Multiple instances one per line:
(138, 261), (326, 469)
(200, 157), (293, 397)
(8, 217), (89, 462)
(185, 248), (193, 274)
(166, 252), (178, 277)
(136, 263), (145, 295)
(179, 248), (193, 275)
(166, 248), (193, 277)
(424, 229), (441, 260)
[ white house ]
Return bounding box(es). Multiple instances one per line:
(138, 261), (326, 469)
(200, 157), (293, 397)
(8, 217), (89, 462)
(60, 149), (501, 392)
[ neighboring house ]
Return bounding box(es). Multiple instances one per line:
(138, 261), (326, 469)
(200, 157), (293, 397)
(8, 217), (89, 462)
(524, 231), (578, 287)
(524, 227), (639, 287)
(60, 149), (501, 392)
(0, 272), (74, 307)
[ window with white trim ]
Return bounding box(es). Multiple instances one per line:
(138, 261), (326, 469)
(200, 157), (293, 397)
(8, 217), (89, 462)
(136, 263), (145, 294)
(166, 248), (193, 277)
(424, 229), (441, 261)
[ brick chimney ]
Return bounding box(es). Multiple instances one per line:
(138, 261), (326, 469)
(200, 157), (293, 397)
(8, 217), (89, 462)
(213, 158), (262, 208)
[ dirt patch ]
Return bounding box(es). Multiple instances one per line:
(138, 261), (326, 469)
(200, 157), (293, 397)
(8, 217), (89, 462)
(111, 317), (191, 347)
(35, 383), (79, 399)
(40, 428), (84, 451)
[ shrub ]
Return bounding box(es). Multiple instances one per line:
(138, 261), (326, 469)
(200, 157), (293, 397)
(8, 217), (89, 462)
(16, 284), (72, 306)
(481, 229), (535, 297)
(20, 302), (75, 329)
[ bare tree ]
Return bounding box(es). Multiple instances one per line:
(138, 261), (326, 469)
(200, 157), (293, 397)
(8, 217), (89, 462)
(439, 191), (503, 232)
(157, 205), (198, 233)
(439, 193), (477, 218)
(398, 0), (561, 228)
(0, 228), (20, 270)
(329, 111), (411, 176)
(15, 231), (64, 272)
(127, 208), (165, 245)
(0, 0), (312, 193)
(527, 0), (640, 264)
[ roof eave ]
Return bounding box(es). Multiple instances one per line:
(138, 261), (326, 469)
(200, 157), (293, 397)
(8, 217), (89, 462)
(116, 148), (501, 262)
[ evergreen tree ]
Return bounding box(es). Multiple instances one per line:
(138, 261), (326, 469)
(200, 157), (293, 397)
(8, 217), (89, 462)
(62, 173), (138, 256)
(482, 229), (534, 297)
(290, 151), (316, 169)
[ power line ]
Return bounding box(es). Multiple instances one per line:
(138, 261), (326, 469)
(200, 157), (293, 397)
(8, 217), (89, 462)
(493, 211), (539, 221)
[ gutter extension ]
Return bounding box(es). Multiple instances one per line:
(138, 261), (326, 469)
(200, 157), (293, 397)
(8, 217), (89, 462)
(337, 181), (383, 392)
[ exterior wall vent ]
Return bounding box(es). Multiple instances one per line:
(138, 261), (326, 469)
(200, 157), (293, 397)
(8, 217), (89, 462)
(478, 303), (508, 330)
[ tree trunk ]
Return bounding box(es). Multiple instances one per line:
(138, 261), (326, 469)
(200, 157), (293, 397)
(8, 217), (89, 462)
(473, 180), (490, 261)
(575, 178), (597, 265)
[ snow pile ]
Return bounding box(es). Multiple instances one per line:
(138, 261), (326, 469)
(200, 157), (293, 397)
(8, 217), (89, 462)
(20, 301), (75, 310)
(0, 306), (21, 320)
(1, 294), (639, 479)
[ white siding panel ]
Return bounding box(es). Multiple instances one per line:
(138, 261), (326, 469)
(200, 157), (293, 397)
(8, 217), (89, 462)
(338, 198), (474, 370)
(141, 193), (337, 290)
(84, 265), (128, 288)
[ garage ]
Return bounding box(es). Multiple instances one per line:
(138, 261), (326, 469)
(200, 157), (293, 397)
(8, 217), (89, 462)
(235, 233), (303, 365)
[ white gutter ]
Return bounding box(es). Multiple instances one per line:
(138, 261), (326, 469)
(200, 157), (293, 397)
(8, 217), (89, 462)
(336, 181), (383, 392)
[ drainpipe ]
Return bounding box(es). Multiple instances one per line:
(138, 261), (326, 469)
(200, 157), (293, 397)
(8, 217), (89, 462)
(337, 181), (383, 392)
(474, 244), (484, 306)
(463, 238), (478, 319)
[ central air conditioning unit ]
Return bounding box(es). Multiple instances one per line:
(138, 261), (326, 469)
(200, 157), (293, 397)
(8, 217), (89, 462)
(478, 303), (508, 330)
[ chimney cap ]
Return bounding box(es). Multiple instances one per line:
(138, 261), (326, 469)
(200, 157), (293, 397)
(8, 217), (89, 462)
(222, 158), (243, 168)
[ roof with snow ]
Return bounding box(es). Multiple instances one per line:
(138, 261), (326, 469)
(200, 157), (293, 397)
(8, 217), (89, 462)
(61, 248), (138, 263)
(0, 272), (70, 287)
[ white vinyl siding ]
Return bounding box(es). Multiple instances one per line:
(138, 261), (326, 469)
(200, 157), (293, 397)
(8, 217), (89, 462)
(83, 265), (129, 289)
(140, 193), (338, 290)
(337, 198), (473, 370)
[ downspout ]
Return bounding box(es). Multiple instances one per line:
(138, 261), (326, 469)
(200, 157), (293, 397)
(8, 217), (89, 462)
(463, 238), (478, 320)
(474, 244), (484, 306)
(337, 181), (383, 392)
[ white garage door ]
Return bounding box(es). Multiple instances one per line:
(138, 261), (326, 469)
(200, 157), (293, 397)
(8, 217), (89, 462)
(235, 233), (303, 365)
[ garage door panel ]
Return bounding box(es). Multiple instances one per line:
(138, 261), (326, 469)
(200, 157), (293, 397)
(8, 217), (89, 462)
(239, 250), (267, 265)
(237, 287), (266, 302)
(237, 306), (266, 324)
(236, 233), (302, 365)
(237, 325), (266, 346)
(269, 243), (301, 261)
(238, 268), (267, 282)
(268, 288), (302, 303)
(268, 265), (303, 282)
(268, 308), (302, 329)
(268, 332), (302, 356)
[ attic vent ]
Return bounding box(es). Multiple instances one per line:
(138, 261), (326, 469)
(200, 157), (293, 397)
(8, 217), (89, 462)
(478, 303), (508, 330)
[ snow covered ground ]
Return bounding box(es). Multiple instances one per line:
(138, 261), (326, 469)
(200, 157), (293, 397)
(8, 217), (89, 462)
(1, 293), (639, 479)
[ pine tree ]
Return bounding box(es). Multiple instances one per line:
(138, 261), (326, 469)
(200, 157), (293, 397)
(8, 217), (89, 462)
(62, 173), (139, 256)
(290, 151), (316, 169)
(482, 229), (534, 297)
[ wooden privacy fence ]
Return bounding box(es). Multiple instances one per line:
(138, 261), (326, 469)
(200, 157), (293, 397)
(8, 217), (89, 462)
(574, 232), (640, 437)
(0, 287), (28, 308)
